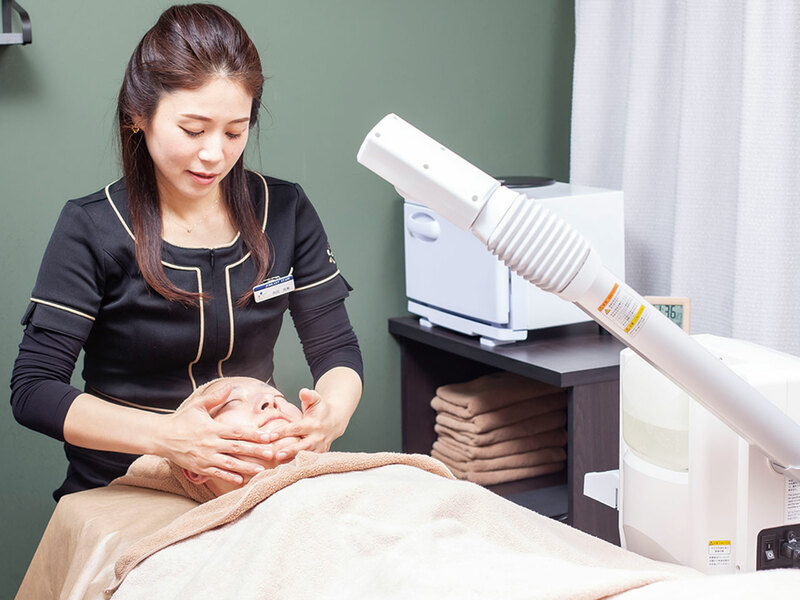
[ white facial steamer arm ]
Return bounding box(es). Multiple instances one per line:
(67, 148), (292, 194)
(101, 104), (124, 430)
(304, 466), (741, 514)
(357, 113), (800, 482)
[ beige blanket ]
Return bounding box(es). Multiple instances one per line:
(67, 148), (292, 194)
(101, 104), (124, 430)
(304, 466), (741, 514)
(18, 451), (800, 599)
(107, 451), (452, 593)
(105, 451), (703, 599)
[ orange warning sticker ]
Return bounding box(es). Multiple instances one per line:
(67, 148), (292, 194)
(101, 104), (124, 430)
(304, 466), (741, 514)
(597, 283), (619, 312)
(597, 283), (648, 336)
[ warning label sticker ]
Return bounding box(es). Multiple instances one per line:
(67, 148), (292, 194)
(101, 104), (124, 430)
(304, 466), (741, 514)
(786, 477), (800, 522)
(597, 283), (648, 336)
(707, 540), (732, 567)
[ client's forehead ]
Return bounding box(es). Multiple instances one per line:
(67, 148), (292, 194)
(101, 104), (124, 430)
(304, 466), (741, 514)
(206, 377), (280, 396)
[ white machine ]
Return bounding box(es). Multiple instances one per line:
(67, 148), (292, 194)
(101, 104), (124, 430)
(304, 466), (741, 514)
(357, 113), (800, 571)
(404, 182), (624, 345)
(620, 335), (800, 572)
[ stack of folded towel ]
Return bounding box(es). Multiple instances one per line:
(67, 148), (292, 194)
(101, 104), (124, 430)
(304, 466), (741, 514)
(430, 371), (568, 486)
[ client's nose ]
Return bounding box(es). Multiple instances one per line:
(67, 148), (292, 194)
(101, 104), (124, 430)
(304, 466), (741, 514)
(258, 395), (277, 411)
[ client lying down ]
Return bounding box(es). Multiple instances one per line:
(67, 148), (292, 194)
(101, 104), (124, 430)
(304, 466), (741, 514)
(47, 377), (800, 599)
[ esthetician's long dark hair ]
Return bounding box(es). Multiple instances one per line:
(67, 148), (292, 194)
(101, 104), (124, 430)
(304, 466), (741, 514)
(117, 4), (269, 306)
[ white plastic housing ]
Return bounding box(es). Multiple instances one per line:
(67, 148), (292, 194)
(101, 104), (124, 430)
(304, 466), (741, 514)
(357, 113), (800, 481)
(357, 114), (500, 231)
(620, 336), (800, 572)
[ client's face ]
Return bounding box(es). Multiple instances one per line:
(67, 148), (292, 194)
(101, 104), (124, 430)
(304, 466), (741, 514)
(185, 377), (303, 495)
(209, 377), (303, 436)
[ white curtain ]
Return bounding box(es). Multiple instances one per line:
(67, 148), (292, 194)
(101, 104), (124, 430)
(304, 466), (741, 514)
(570, 0), (800, 355)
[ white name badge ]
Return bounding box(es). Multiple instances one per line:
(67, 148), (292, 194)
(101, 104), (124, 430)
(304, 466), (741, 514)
(254, 274), (295, 303)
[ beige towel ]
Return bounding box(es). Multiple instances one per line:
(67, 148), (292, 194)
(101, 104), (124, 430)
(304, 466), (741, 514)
(113, 453), (217, 504)
(436, 371), (563, 415)
(436, 408), (567, 443)
(108, 451), (454, 594)
(434, 428), (568, 460)
(432, 444), (566, 472)
(431, 391), (567, 423)
(442, 459), (566, 486)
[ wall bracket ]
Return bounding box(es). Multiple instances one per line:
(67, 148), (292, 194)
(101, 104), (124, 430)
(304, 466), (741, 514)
(1, 0), (31, 45)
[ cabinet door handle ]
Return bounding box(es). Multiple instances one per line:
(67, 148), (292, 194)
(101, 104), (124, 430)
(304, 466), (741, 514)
(407, 211), (441, 242)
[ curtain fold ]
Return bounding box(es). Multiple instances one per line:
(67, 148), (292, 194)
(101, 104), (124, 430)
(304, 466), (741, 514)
(571, 0), (800, 354)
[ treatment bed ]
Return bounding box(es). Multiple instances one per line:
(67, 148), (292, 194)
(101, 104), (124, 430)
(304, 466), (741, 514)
(16, 451), (800, 599)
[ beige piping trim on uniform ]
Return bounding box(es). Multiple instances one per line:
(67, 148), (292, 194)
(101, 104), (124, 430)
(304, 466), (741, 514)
(162, 261), (204, 391)
(218, 252), (252, 378)
(88, 386), (175, 414)
(104, 179), (136, 241)
(104, 171), (268, 239)
(293, 270), (341, 292)
(30, 298), (96, 321)
(253, 171), (269, 232)
(217, 173), (269, 377)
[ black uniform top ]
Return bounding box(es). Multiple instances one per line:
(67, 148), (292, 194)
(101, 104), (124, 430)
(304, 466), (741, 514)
(11, 171), (362, 499)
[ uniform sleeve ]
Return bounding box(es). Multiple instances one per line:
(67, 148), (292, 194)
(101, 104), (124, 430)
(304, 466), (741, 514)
(287, 184), (351, 309)
(10, 325), (84, 441)
(290, 299), (364, 384)
(25, 200), (105, 339)
(9, 200), (105, 440)
(287, 184), (363, 382)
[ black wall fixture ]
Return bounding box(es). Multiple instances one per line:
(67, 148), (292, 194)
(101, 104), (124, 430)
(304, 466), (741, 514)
(1, 0), (31, 45)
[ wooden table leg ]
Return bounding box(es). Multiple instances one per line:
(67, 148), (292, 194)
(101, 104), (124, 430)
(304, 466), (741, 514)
(568, 380), (621, 545)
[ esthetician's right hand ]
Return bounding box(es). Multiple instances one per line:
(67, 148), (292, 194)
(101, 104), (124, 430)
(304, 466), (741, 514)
(156, 383), (274, 485)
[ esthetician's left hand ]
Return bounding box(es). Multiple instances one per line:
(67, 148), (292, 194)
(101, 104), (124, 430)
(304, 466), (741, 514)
(262, 389), (336, 461)
(262, 367), (362, 462)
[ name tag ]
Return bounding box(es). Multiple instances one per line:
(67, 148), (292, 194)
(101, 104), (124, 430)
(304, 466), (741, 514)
(254, 274), (295, 303)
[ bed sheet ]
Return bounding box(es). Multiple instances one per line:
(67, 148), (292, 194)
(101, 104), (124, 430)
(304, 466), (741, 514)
(15, 485), (197, 600)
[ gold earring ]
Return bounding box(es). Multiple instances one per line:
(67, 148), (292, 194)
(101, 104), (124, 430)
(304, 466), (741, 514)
(131, 125), (140, 134)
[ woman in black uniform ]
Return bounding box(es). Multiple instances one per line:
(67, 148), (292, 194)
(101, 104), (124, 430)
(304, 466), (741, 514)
(10, 4), (363, 500)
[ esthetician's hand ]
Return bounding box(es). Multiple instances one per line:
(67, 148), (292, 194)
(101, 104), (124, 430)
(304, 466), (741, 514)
(158, 383), (274, 485)
(260, 388), (338, 462)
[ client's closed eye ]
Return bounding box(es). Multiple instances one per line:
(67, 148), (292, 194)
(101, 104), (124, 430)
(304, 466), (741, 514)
(211, 398), (241, 417)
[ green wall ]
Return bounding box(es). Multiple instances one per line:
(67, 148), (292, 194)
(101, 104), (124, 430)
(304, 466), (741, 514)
(0, 0), (574, 593)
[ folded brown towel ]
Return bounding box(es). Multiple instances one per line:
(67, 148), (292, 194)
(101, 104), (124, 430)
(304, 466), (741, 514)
(431, 392), (567, 431)
(435, 410), (567, 446)
(436, 371), (563, 415)
(433, 428), (567, 461)
(435, 408), (567, 441)
(431, 446), (566, 473)
(442, 459), (566, 486)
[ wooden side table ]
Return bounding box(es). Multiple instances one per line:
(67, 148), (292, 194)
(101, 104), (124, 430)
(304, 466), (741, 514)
(389, 316), (624, 544)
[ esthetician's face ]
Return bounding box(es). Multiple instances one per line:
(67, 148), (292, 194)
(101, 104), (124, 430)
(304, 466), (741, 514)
(141, 77), (252, 205)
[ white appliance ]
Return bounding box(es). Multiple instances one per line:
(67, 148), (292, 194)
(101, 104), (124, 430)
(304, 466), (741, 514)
(358, 113), (800, 572)
(404, 181), (625, 344)
(359, 113), (800, 484)
(619, 335), (800, 573)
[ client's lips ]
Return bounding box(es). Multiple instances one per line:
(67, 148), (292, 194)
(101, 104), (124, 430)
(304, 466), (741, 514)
(262, 415), (290, 428)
